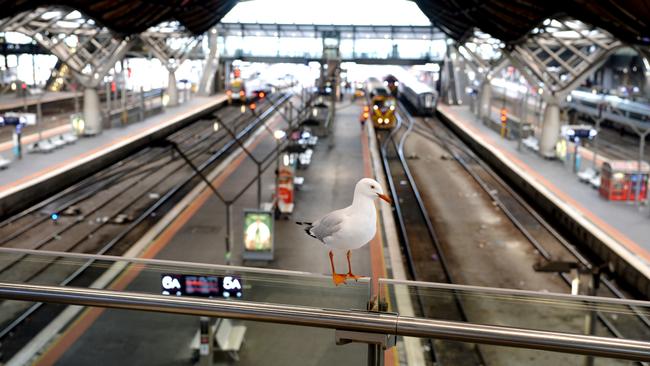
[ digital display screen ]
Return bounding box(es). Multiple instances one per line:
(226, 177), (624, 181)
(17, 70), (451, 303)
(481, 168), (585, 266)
(161, 274), (242, 299)
(243, 210), (273, 252)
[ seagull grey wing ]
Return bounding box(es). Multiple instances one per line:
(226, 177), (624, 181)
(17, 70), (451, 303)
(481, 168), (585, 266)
(309, 211), (344, 242)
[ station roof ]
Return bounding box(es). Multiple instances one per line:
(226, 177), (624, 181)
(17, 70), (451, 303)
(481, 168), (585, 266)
(0, 0), (238, 36)
(413, 0), (650, 46)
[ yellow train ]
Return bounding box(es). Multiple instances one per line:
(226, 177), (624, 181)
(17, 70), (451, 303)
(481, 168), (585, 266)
(226, 78), (246, 104)
(365, 78), (397, 129)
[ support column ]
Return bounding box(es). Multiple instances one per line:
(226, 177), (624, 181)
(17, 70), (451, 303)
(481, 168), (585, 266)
(454, 55), (469, 105)
(479, 79), (492, 123)
(539, 97), (561, 158)
(83, 87), (102, 135)
(198, 28), (219, 96)
(167, 70), (178, 107)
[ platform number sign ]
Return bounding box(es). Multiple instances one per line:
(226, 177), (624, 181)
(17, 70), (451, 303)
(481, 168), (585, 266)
(161, 274), (183, 296)
(161, 274), (242, 299)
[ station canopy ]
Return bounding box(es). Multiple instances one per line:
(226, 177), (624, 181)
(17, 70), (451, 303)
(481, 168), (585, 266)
(413, 0), (650, 46)
(0, 0), (238, 36)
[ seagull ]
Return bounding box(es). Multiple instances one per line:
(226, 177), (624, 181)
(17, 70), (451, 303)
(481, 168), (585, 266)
(297, 178), (391, 285)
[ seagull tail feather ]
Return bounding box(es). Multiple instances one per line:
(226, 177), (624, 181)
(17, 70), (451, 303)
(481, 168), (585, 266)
(295, 221), (317, 239)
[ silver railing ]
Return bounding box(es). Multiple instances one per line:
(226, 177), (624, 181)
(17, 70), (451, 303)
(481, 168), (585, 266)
(1, 282), (649, 362)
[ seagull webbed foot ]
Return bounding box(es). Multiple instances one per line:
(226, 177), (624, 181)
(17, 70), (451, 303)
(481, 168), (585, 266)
(332, 273), (348, 286)
(345, 272), (362, 281)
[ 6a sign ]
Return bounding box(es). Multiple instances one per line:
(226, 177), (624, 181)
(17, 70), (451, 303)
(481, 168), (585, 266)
(160, 274), (243, 299)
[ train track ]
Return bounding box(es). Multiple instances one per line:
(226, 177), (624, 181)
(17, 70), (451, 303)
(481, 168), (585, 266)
(376, 107), (485, 365)
(408, 111), (650, 364)
(0, 93), (291, 361)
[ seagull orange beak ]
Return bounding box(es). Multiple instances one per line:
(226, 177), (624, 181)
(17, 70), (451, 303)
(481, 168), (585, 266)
(376, 193), (392, 204)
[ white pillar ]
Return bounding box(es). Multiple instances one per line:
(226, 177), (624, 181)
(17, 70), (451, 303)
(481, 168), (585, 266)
(539, 98), (561, 158)
(479, 80), (492, 122)
(198, 28), (219, 96)
(167, 70), (178, 107)
(83, 87), (102, 135)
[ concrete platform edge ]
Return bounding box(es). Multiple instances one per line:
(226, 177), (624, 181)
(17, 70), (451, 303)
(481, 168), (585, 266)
(0, 95), (227, 220)
(437, 105), (650, 298)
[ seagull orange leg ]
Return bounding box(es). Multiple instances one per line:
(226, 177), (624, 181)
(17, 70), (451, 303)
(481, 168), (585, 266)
(345, 250), (362, 281)
(329, 251), (347, 285)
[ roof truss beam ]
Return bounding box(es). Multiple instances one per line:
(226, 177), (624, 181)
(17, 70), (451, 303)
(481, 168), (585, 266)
(0, 7), (132, 88)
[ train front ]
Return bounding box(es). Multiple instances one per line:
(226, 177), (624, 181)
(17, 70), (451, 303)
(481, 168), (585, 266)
(226, 78), (246, 104)
(383, 75), (399, 97)
(226, 68), (246, 104)
(371, 95), (397, 129)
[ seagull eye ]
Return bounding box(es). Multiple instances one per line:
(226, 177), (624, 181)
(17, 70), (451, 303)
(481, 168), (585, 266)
(371, 185), (375, 189)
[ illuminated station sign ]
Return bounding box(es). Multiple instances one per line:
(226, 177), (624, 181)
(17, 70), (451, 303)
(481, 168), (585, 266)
(161, 274), (242, 299)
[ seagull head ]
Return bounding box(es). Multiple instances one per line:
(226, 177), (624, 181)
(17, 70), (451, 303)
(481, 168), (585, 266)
(355, 178), (392, 204)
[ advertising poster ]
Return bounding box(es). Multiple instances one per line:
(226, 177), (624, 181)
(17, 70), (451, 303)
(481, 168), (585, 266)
(242, 210), (274, 260)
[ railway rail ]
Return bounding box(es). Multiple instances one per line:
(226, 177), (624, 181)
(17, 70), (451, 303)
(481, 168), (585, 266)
(0, 93), (291, 361)
(376, 105), (484, 365)
(405, 107), (650, 364)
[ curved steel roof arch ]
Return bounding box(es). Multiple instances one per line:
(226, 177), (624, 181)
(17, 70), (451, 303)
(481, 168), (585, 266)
(0, 0), (238, 36)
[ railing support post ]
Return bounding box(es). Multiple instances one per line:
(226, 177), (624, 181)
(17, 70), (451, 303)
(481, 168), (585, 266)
(335, 329), (394, 366)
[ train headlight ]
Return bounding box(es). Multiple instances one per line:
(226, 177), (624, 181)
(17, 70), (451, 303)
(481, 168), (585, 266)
(373, 105), (379, 110)
(389, 105), (395, 111)
(378, 118), (383, 123)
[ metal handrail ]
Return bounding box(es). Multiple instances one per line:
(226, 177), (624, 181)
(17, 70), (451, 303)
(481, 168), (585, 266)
(1, 282), (649, 361)
(0, 247), (358, 281)
(379, 278), (650, 308)
(2, 247), (648, 307)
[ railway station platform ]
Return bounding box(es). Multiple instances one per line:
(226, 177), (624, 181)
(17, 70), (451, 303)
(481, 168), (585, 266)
(0, 95), (226, 193)
(14, 96), (400, 365)
(0, 91), (82, 112)
(437, 104), (650, 269)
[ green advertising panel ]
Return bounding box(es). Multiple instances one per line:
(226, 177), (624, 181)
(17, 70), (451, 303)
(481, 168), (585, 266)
(243, 210), (274, 257)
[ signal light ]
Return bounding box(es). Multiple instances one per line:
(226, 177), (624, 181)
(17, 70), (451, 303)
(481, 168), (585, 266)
(239, 90), (245, 96)
(259, 91), (265, 99)
(21, 83), (27, 90)
(226, 90), (232, 96)
(363, 106), (369, 112)
(500, 108), (507, 137)
(362, 112), (369, 119)
(50, 213), (59, 221)
(249, 102), (257, 111)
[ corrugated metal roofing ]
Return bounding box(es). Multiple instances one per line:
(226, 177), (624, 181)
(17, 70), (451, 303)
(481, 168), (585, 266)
(0, 0), (238, 36)
(413, 0), (650, 45)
